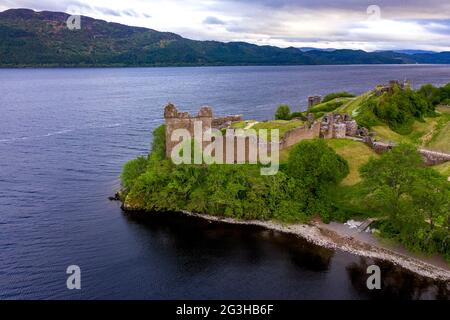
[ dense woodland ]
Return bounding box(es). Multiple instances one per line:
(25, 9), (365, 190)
(2, 9), (450, 67)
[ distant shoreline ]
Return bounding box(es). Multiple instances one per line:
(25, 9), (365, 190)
(2, 63), (450, 69)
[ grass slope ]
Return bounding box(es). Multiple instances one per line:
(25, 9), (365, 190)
(325, 139), (379, 186)
(280, 139), (378, 186)
(232, 119), (305, 142)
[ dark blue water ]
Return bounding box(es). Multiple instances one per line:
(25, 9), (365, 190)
(1, 65), (449, 300)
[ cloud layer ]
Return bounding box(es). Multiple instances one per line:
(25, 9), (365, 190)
(1, 0), (450, 51)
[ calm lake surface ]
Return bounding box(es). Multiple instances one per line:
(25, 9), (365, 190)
(1, 65), (449, 300)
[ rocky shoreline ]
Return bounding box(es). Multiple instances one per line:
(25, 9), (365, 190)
(177, 210), (450, 282)
(117, 189), (449, 282)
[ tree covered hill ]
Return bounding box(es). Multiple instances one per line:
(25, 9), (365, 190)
(1, 8), (449, 67)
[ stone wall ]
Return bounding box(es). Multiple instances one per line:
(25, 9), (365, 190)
(319, 113), (359, 139)
(164, 103), (213, 158)
(375, 79), (410, 96)
(212, 115), (243, 129)
(308, 96), (322, 109)
(280, 122), (321, 149)
(364, 136), (450, 166)
(419, 149), (450, 166)
(334, 123), (347, 139)
(345, 120), (358, 137)
(164, 104), (367, 162)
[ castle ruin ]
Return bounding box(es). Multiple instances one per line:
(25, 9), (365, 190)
(164, 103), (359, 158)
(163, 102), (450, 166)
(375, 79), (411, 96)
(164, 103), (243, 159)
(308, 96), (322, 109)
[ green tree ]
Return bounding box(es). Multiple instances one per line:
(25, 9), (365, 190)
(149, 124), (166, 162)
(287, 139), (349, 216)
(121, 156), (148, 193)
(373, 86), (435, 134)
(275, 104), (291, 120)
(360, 144), (422, 223)
(411, 168), (450, 231)
(360, 144), (450, 258)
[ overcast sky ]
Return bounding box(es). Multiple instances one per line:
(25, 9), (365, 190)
(1, 0), (450, 51)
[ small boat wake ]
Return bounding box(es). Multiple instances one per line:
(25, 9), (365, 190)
(0, 123), (124, 144)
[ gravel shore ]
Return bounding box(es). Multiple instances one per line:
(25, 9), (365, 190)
(181, 210), (450, 282)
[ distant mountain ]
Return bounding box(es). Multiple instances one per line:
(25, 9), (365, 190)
(298, 47), (337, 52)
(392, 50), (437, 55)
(1, 9), (450, 67)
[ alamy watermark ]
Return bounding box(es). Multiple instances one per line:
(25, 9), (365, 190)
(367, 5), (381, 21)
(66, 5), (82, 30)
(66, 265), (81, 290)
(366, 265), (381, 290)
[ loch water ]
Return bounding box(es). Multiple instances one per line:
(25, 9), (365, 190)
(1, 65), (449, 299)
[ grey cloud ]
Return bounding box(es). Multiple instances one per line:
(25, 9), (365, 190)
(93, 7), (121, 17)
(203, 16), (226, 25)
(215, 0), (449, 10)
(2, 0), (450, 51)
(0, 0), (150, 19)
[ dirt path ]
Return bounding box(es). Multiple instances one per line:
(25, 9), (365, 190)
(244, 121), (258, 130)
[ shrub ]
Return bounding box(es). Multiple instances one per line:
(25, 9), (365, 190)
(287, 139), (349, 215)
(322, 91), (355, 103)
(360, 144), (450, 260)
(290, 111), (307, 120)
(309, 100), (344, 113)
(121, 157), (148, 193)
(275, 104), (291, 120)
(372, 86), (435, 134)
(149, 124), (166, 162)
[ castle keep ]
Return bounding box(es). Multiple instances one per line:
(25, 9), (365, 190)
(164, 103), (243, 158)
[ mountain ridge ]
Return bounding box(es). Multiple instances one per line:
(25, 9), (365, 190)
(1, 8), (450, 67)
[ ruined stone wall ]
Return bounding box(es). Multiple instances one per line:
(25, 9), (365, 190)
(165, 105), (366, 162)
(419, 149), (450, 166)
(280, 122), (321, 149)
(212, 115), (243, 129)
(333, 123), (347, 139)
(164, 104), (212, 158)
(345, 120), (358, 137)
(308, 96), (322, 109)
(363, 137), (450, 166)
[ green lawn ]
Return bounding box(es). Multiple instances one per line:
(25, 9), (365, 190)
(339, 92), (371, 116)
(325, 139), (379, 186)
(253, 120), (304, 138)
(308, 97), (353, 113)
(433, 162), (450, 178)
(230, 119), (305, 142)
(280, 138), (378, 186)
(371, 114), (450, 154)
(425, 108), (450, 153)
(231, 120), (254, 129)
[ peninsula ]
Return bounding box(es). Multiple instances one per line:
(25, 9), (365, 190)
(119, 81), (450, 280)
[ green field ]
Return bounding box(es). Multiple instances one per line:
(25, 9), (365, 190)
(232, 119), (305, 141)
(325, 139), (379, 186)
(280, 138), (378, 186)
(433, 162), (450, 177)
(308, 97), (354, 114)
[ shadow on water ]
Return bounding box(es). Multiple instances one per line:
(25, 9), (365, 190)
(346, 257), (450, 300)
(124, 211), (449, 300)
(125, 211), (334, 271)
